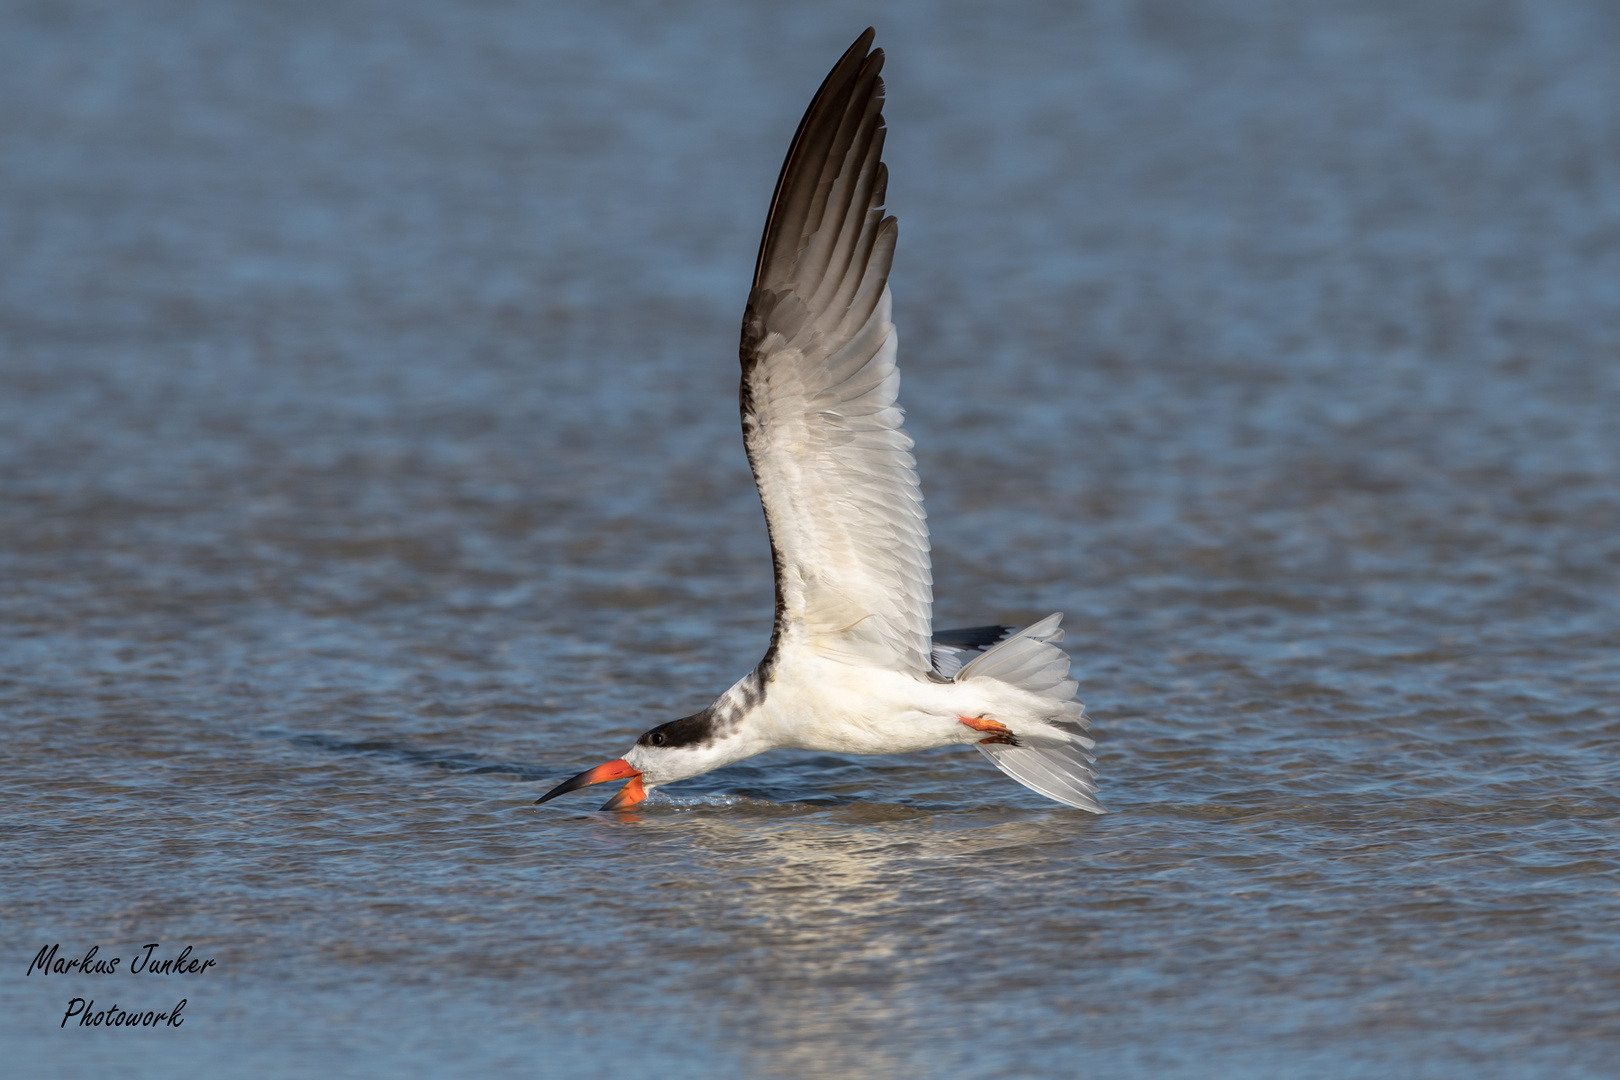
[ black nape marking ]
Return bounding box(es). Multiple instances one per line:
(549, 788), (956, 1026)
(638, 711), (719, 750)
(729, 667), (768, 717)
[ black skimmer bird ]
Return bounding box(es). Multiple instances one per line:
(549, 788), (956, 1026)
(538, 29), (1103, 813)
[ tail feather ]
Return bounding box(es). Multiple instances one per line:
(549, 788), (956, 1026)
(956, 613), (1084, 722)
(976, 742), (1105, 813)
(957, 613), (1105, 813)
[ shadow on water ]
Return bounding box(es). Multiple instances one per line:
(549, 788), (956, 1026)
(281, 729), (1005, 815)
(278, 730), (552, 781)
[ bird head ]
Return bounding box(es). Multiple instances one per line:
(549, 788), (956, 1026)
(535, 710), (743, 811)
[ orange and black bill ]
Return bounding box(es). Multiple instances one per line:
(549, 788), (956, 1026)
(535, 759), (647, 811)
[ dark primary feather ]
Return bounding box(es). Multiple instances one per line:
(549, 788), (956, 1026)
(740, 28), (896, 371)
(748, 30), (886, 288)
(931, 625), (1017, 652)
(929, 625), (1017, 681)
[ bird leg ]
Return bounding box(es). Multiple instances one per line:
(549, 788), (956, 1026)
(958, 716), (1018, 746)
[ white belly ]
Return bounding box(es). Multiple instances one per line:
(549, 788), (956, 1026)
(755, 644), (1028, 755)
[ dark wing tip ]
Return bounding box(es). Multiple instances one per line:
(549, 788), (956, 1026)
(749, 29), (887, 291)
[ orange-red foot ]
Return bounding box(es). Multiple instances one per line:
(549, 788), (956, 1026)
(958, 716), (1019, 746)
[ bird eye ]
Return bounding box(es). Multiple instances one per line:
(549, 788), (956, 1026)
(649, 731), (666, 747)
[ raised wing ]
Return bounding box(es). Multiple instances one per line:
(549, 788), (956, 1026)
(739, 29), (932, 675)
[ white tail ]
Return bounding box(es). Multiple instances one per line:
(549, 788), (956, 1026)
(958, 613), (1105, 813)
